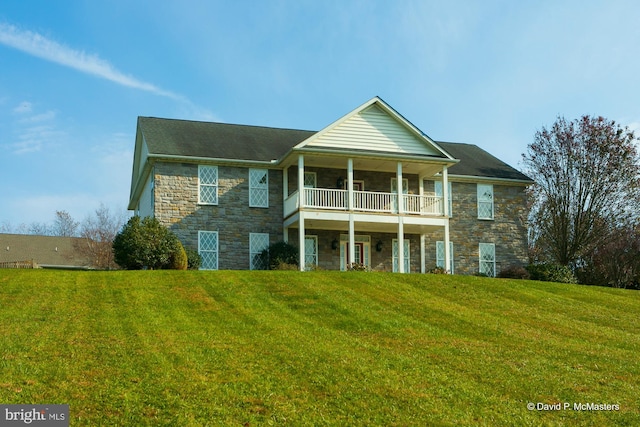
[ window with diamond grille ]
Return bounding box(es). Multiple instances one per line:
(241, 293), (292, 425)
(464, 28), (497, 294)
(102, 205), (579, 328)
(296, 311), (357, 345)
(198, 231), (218, 270)
(250, 233), (270, 270)
(303, 172), (317, 188)
(249, 169), (269, 208)
(392, 239), (410, 273)
(436, 241), (454, 273)
(477, 184), (494, 220)
(479, 243), (496, 277)
(198, 165), (218, 205)
(304, 236), (318, 270)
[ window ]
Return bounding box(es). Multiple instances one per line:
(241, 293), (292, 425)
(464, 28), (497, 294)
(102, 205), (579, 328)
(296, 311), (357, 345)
(436, 241), (454, 273)
(435, 181), (453, 216)
(304, 236), (318, 270)
(479, 243), (496, 277)
(304, 172), (317, 188)
(391, 178), (409, 194)
(198, 231), (218, 270)
(250, 233), (270, 270)
(392, 239), (410, 273)
(477, 184), (494, 220)
(198, 165), (218, 205)
(249, 169), (269, 207)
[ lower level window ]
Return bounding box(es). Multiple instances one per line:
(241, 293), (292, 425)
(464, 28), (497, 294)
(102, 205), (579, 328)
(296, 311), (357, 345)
(199, 231), (219, 270)
(250, 233), (270, 270)
(392, 239), (410, 273)
(436, 241), (454, 274)
(304, 236), (318, 270)
(479, 243), (496, 277)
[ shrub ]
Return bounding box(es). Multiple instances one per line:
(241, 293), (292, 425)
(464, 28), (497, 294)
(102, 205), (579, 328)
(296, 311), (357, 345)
(112, 216), (185, 270)
(428, 267), (448, 274)
(347, 262), (369, 271)
(185, 248), (202, 270)
(526, 263), (577, 284)
(498, 266), (530, 280)
(261, 241), (298, 270)
(168, 240), (188, 270)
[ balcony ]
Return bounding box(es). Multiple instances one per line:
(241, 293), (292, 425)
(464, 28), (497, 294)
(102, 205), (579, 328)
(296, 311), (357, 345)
(284, 188), (444, 218)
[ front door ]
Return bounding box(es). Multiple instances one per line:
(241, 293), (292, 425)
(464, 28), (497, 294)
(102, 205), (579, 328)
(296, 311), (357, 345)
(340, 235), (370, 270)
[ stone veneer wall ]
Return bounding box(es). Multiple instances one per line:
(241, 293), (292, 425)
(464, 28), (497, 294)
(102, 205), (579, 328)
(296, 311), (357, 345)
(153, 161), (283, 270)
(423, 181), (529, 275)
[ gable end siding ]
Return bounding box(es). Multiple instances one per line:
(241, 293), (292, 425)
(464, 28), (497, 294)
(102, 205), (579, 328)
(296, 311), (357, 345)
(308, 105), (441, 156)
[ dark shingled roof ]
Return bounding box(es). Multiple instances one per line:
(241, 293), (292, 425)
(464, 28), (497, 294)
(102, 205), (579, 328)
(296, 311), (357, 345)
(138, 117), (531, 182)
(138, 117), (316, 162)
(435, 142), (532, 182)
(0, 234), (91, 269)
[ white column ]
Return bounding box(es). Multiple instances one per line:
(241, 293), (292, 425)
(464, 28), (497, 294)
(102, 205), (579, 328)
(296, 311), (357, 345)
(419, 174), (425, 214)
(444, 219), (451, 274)
(398, 217), (405, 273)
(298, 155), (305, 271)
(299, 215), (305, 271)
(397, 162), (404, 214)
(284, 227), (289, 243)
(347, 158), (354, 210)
(420, 233), (426, 274)
(442, 165), (449, 217)
(298, 155), (305, 208)
(283, 165), (289, 202)
(348, 214), (355, 269)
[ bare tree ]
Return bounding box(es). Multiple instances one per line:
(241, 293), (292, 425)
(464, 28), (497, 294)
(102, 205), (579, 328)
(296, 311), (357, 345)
(75, 204), (128, 269)
(52, 210), (79, 237)
(522, 115), (640, 267)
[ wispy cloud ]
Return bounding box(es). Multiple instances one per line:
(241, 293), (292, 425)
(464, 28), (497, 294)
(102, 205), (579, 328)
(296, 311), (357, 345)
(0, 22), (185, 101)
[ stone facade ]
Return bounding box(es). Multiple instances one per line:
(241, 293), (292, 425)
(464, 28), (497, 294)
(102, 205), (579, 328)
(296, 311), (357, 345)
(153, 161), (283, 270)
(152, 161), (528, 273)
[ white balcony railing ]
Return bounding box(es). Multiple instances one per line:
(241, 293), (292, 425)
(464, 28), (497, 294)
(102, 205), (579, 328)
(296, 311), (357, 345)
(284, 188), (444, 217)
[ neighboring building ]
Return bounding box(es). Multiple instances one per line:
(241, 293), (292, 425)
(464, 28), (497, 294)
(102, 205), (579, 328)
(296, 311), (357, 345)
(128, 97), (533, 275)
(0, 233), (92, 269)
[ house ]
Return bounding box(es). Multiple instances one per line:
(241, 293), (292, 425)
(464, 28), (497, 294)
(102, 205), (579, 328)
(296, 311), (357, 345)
(0, 233), (92, 269)
(128, 97), (533, 275)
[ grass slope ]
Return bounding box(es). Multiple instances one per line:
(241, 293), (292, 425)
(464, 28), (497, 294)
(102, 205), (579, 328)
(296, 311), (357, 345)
(0, 270), (639, 426)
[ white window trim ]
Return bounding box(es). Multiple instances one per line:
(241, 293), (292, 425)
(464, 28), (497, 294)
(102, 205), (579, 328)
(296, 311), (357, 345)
(198, 230), (219, 270)
(479, 243), (496, 277)
(249, 233), (270, 270)
(249, 168), (269, 208)
(477, 184), (494, 220)
(436, 241), (454, 274)
(304, 235), (318, 270)
(392, 239), (411, 273)
(198, 165), (218, 205)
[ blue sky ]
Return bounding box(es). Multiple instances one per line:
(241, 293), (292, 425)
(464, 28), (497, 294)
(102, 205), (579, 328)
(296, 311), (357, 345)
(1, 0), (640, 228)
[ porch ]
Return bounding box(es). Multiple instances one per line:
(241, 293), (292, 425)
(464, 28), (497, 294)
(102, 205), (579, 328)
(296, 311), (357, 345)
(284, 188), (444, 218)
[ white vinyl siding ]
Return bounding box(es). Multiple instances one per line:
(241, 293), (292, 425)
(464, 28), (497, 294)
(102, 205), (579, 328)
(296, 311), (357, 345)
(436, 241), (454, 274)
(198, 165), (218, 205)
(138, 173), (154, 218)
(198, 231), (218, 270)
(477, 184), (494, 220)
(392, 239), (410, 273)
(304, 236), (318, 270)
(434, 181), (453, 216)
(249, 169), (269, 208)
(479, 243), (496, 277)
(307, 105), (441, 156)
(249, 233), (270, 270)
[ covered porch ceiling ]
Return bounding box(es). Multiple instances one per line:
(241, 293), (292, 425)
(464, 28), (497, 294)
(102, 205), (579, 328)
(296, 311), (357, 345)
(286, 217), (444, 235)
(280, 149), (458, 178)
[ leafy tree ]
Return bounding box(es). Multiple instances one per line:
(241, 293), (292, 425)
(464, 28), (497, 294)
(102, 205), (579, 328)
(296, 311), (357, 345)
(112, 216), (183, 270)
(522, 115), (640, 267)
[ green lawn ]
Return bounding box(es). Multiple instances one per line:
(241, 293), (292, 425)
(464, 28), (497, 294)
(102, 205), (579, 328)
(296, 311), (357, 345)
(0, 270), (639, 426)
